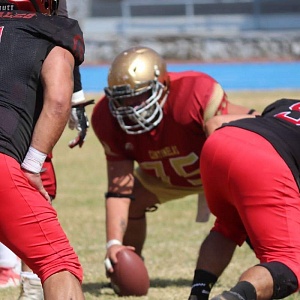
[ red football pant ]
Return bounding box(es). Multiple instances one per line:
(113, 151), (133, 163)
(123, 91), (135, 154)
(0, 154), (83, 283)
(200, 127), (300, 287)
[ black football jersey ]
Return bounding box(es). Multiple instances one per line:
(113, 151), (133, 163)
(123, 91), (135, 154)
(224, 98), (300, 188)
(0, 11), (84, 163)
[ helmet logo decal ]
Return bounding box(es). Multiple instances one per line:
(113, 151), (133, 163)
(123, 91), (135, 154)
(128, 58), (144, 79)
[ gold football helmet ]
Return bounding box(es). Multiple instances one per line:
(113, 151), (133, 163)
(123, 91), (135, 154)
(105, 46), (170, 134)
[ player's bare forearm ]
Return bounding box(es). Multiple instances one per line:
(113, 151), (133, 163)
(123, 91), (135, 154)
(32, 47), (74, 154)
(105, 160), (135, 263)
(105, 196), (135, 266)
(227, 102), (260, 115)
(106, 196), (131, 242)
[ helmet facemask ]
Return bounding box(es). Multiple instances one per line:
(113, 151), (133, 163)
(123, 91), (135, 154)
(106, 68), (168, 135)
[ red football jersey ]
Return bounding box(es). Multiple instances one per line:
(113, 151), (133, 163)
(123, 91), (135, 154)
(92, 71), (227, 188)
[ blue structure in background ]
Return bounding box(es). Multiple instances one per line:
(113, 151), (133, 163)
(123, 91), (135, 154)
(81, 61), (300, 93)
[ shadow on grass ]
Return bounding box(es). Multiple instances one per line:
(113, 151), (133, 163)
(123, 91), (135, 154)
(83, 282), (111, 297)
(150, 277), (191, 288)
(82, 278), (191, 297)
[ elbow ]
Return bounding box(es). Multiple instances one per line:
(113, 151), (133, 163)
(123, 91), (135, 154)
(47, 95), (71, 118)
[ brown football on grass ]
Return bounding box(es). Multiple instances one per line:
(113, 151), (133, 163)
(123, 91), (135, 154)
(110, 248), (150, 296)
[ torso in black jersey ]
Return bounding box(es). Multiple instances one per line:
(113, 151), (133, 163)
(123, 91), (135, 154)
(0, 11), (84, 163)
(223, 98), (300, 188)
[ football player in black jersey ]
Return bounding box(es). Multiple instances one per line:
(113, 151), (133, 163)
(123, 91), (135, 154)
(0, 0), (85, 299)
(18, 1), (93, 298)
(0, 0), (92, 298)
(189, 98), (300, 300)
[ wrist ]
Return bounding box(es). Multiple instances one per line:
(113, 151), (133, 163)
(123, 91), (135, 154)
(21, 146), (47, 174)
(106, 239), (122, 249)
(71, 89), (85, 106)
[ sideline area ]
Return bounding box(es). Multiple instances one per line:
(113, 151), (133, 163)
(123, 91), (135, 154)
(81, 61), (300, 93)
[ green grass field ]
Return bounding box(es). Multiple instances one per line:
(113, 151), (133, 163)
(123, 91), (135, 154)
(1, 90), (300, 299)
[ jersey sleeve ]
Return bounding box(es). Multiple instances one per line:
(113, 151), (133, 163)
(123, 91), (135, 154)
(32, 13), (85, 65)
(169, 72), (228, 125)
(91, 97), (130, 161)
(201, 78), (228, 122)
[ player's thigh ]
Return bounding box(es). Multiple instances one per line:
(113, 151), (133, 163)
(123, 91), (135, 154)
(0, 155), (81, 282)
(240, 159), (300, 267)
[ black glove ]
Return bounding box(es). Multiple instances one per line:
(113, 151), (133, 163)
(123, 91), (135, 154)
(68, 99), (95, 148)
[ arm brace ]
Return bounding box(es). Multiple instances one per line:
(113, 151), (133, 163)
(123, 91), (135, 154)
(105, 192), (135, 201)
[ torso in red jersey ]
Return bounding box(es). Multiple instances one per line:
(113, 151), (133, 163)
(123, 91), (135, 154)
(92, 71), (227, 188)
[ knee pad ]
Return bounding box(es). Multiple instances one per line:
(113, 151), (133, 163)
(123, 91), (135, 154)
(258, 261), (298, 298)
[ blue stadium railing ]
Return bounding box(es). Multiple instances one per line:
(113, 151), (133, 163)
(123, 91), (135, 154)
(115, 0), (300, 33)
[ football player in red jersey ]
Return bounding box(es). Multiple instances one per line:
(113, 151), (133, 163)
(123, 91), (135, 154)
(0, 0), (85, 299)
(194, 98), (300, 300)
(91, 46), (259, 296)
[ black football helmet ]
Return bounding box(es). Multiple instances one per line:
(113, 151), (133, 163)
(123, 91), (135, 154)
(5, 0), (59, 15)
